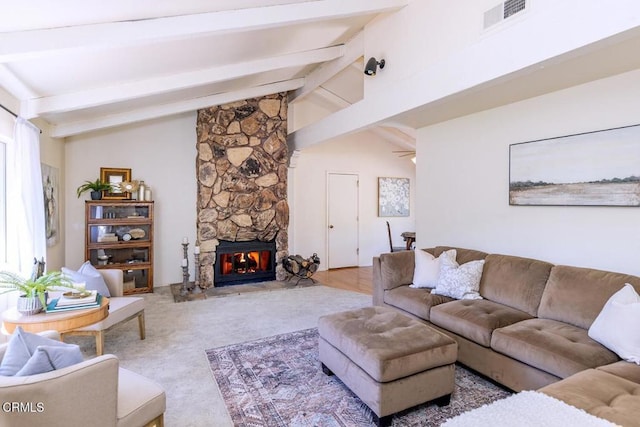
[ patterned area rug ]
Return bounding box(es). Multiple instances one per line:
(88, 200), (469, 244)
(206, 328), (512, 426)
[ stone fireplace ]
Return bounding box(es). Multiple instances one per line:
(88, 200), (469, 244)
(196, 93), (289, 287)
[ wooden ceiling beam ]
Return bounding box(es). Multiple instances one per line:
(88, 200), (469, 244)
(290, 31), (364, 104)
(0, 0), (408, 63)
(24, 46), (344, 119)
(0, 1), (308, 32)
(50, 78), (304, 138)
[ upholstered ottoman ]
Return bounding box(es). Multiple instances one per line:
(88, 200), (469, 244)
(318, 306), (458, 427)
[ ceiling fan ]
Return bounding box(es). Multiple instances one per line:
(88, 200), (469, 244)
(393, 150), (416, 158)
(392, 150), (417, 164)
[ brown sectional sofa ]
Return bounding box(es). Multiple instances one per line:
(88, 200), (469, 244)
(373, 246), (640, 424)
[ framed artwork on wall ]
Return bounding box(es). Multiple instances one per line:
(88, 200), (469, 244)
(100, 167), (132, 200)
(509, 124), (640, 206)
(378, 177), (410, 217)
(41, 163), (60, 247)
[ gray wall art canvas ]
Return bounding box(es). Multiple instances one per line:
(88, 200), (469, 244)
(509, 124), (640, 206)
(378, 177), (410, 216)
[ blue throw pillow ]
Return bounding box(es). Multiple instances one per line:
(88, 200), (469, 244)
(16, 345), (83, 376)
(62, 261), (110, 297)
(0, 327), (81, 376)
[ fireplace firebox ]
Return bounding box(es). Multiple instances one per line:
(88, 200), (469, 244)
(215, 240), (276, 286)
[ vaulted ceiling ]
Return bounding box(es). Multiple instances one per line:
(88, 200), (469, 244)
(0, 0), (408, 138)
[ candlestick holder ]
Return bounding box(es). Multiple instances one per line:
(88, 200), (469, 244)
(180, 265), (189, 296)
(182, 243), (189, 268)
(192, 251), (202, 294)
(181, 242), (190, 296)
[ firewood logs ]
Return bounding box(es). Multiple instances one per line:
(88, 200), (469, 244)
(283, 253), (320, 281)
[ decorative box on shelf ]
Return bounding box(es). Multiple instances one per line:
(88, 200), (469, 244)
(85, 200), (154, 294)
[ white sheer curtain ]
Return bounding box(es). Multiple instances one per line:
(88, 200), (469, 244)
(6, 117), (46, 278)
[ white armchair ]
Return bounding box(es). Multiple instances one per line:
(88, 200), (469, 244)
(61, 269), (145, 356)
(0, 331), (165, 427)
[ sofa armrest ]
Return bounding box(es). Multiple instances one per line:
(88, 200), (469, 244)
(372, 256), (384, 306)
(379, 251), (415, 290)
(0, 355), (119, 427)
(372, 251), (416, 306)
(99, 269), (125, 297)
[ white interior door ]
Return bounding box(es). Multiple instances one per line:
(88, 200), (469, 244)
(328, 173), (359, 269)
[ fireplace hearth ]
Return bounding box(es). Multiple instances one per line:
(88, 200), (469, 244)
(215, 240), (276, 286)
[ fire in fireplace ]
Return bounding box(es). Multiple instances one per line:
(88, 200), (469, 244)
(215, 240), (276, 286)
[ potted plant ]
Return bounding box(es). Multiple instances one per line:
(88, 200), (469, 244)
(76, 179), (113, 200)
(0, 270), (74, 315)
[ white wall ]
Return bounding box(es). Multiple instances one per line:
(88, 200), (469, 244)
(417, 68), (640, 275)
(290, 131), (416, 269)
(65, 113), (197, 287)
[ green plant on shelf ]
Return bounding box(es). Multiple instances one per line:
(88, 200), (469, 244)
(76, 179), (113, 199)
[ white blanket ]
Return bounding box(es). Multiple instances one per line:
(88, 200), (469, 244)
(441, 391), (619, 427)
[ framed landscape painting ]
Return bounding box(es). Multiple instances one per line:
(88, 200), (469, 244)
(509, 124), (640, 206)
(378, 177), (410, 216)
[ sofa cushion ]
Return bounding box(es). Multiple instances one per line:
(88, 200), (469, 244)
(479, 254), (553, 316)
(588, 283), (640, 364)
(74, 296), (144, 331)
(379, 250), (416, 291)
(433, 246), (488, 264)
(118, 367), (166, 426)
(384, 286), (453, 321)
(540, 369), (640, 427)
(538, 265), (640, 330)
(491, 318), (619, 379)
(430, 300), (533, 347)
(597, 361), (640, 384)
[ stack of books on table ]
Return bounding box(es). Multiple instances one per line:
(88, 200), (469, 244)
(46, 290), (102, 313)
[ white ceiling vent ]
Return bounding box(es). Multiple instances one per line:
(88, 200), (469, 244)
(484, 0), (527, 29)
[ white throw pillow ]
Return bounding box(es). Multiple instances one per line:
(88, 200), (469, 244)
(432, 250), (484, 300)
(410, 250), (441, 288)
(588, 283), (640, 364)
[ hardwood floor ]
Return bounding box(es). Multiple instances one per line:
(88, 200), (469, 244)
(313, 267), (373, 295)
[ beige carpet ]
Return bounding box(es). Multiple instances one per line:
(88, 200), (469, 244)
(64, 282), (371, 426)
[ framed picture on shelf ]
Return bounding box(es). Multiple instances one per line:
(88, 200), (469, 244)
(378, 177), (410, 217)
(100, 167), (132, 199)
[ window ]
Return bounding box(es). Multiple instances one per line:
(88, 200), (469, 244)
(0, 111), (12, 265)
(0, 138), (6, 264)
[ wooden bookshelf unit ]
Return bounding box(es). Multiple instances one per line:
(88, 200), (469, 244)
(85, 200), (154, 294)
